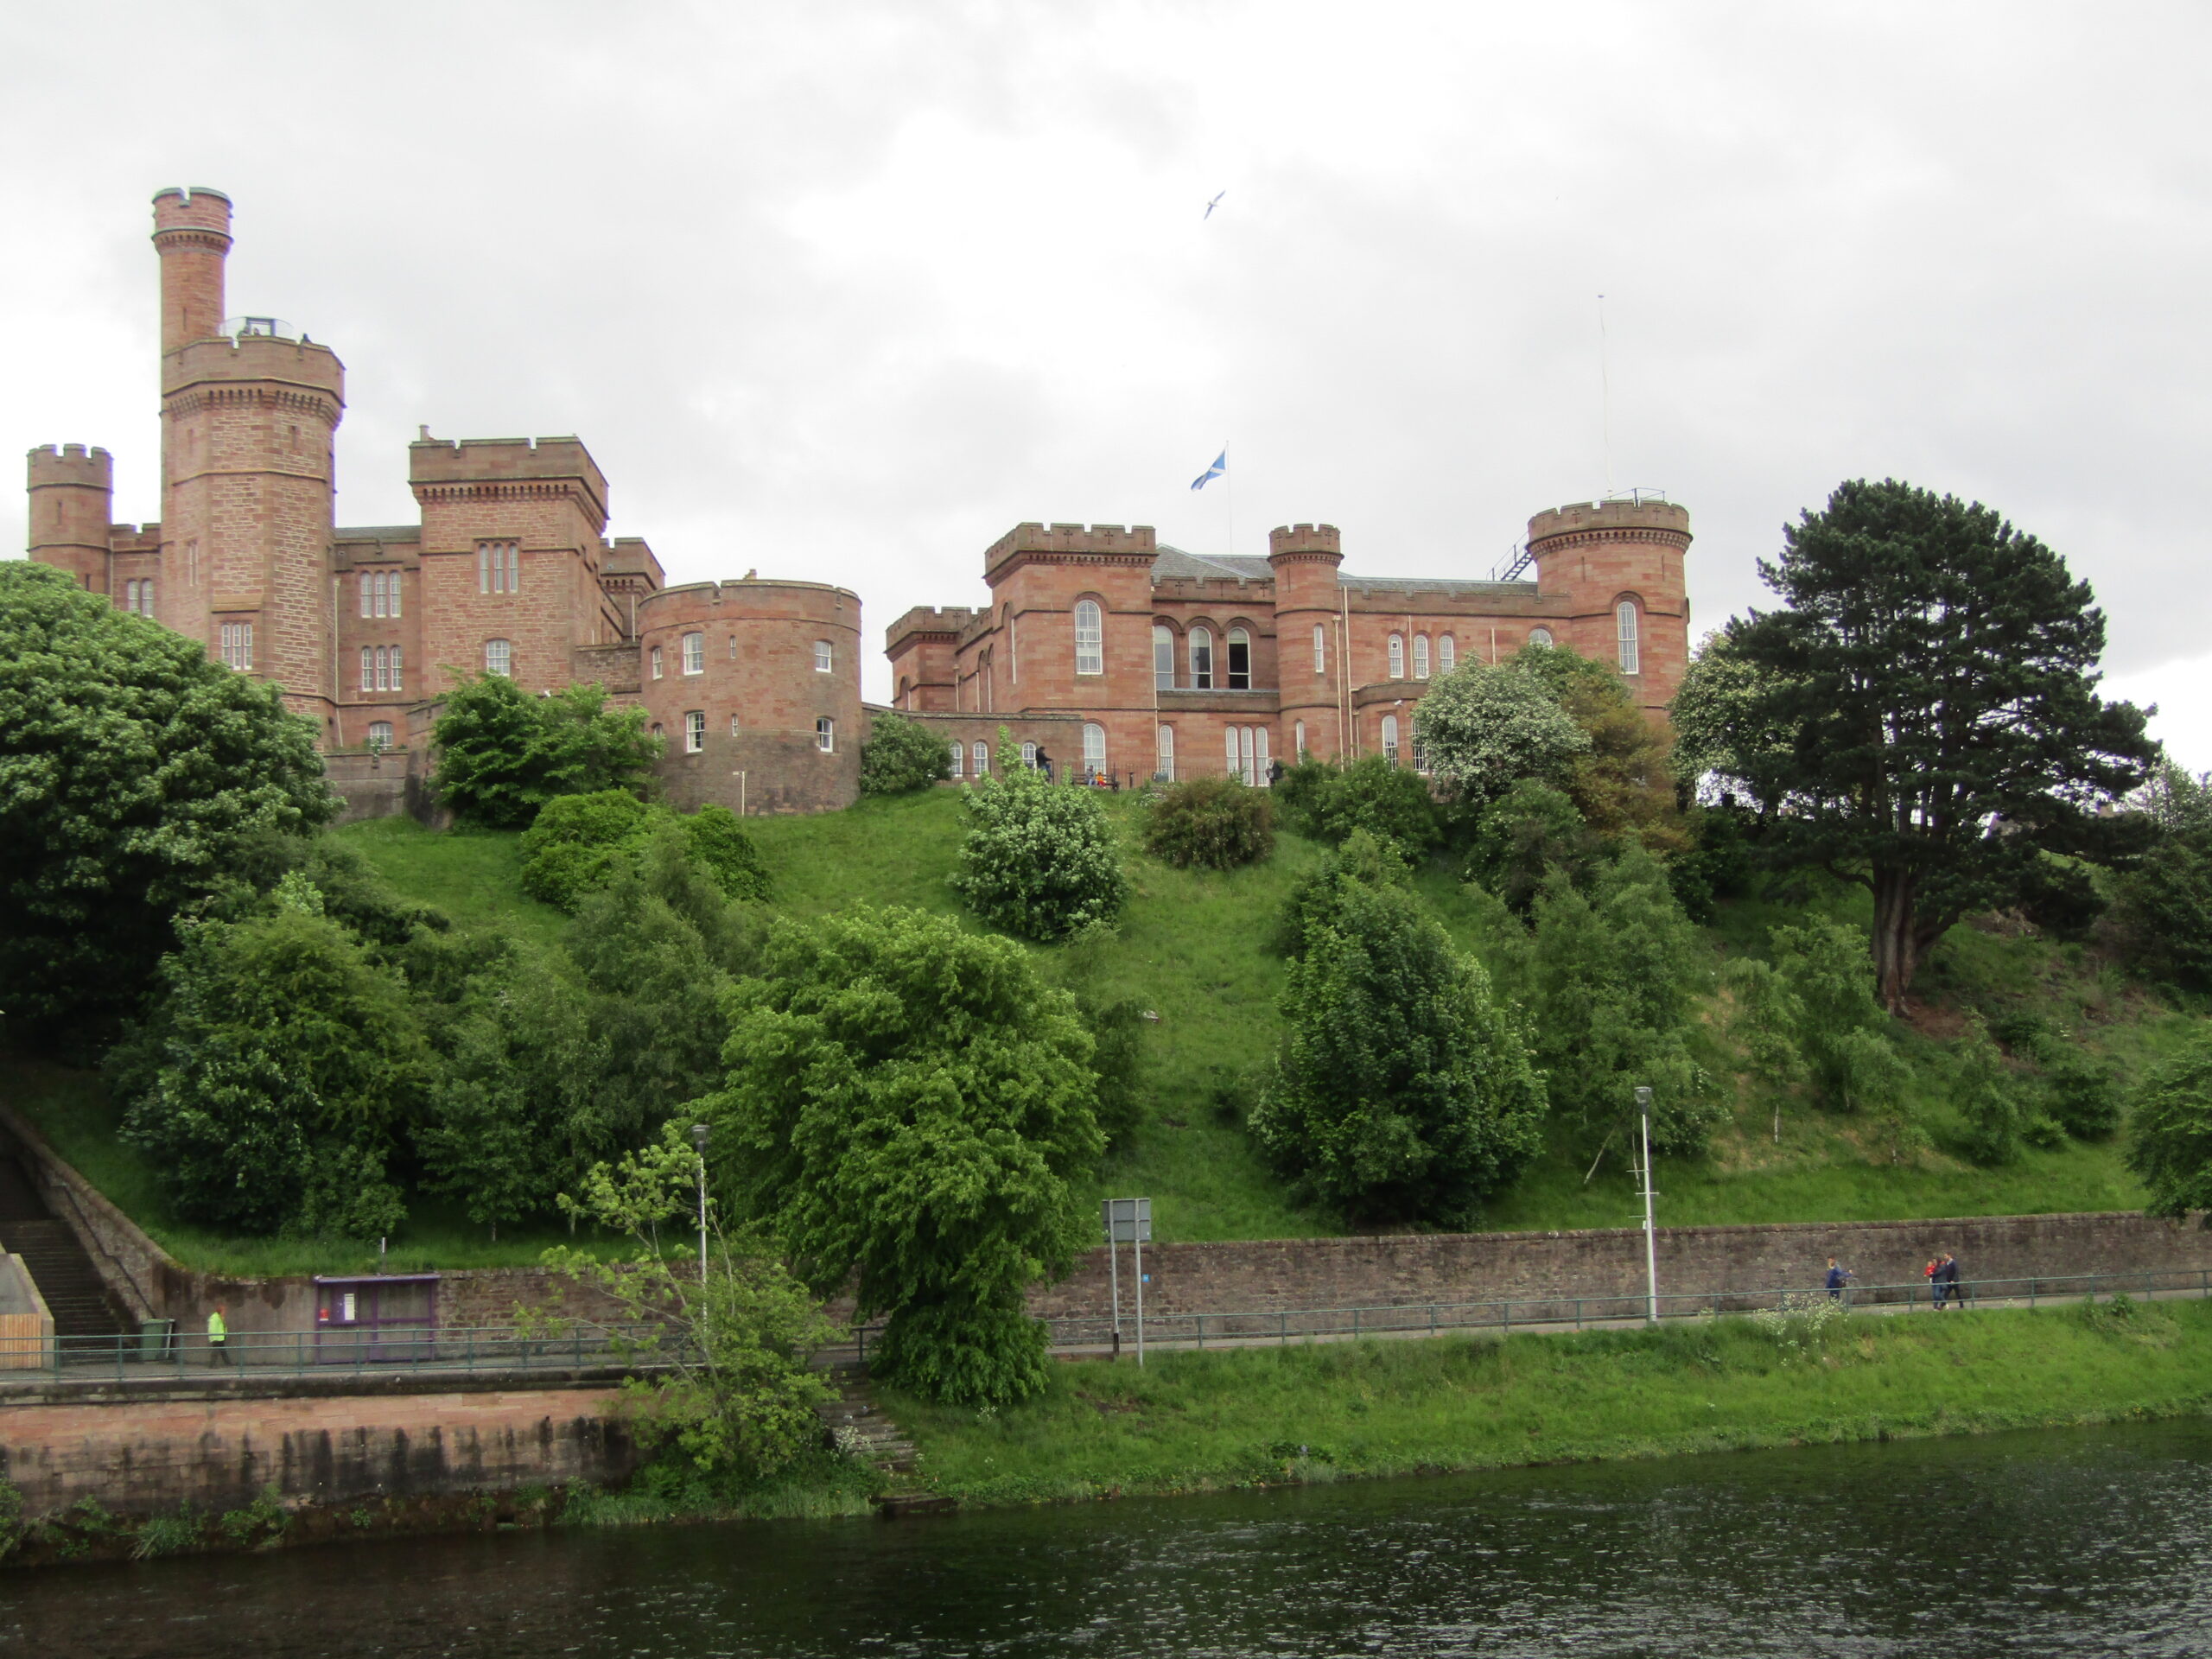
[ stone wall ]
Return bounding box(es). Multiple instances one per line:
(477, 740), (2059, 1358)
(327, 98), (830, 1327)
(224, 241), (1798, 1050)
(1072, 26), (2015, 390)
(1029, 1211), (2212, 1320)
(0, 1386), (634, 1518)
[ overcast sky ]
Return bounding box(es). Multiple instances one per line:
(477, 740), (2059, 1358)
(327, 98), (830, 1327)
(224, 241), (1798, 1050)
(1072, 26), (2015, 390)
(4, 2), (2208, 764)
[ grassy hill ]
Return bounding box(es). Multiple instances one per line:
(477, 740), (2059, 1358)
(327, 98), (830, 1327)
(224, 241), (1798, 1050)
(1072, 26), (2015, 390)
(5, 787), (2187, 1275)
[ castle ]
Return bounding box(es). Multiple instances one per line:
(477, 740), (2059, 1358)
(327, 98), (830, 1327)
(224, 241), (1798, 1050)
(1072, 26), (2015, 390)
(26, 190), (1693, 814)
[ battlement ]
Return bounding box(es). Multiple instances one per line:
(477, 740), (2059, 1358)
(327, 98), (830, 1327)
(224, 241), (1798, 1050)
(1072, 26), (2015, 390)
(27, 444), (112, 489)
(984, 521), (1157, 575)
(636, 577), (860, 632)
(163, 331), (346, 398)
(1268, 523), (1343, 560)
(886, 605), (977, 652)
(151, 186), (232, 243)
(1527, 499), (1691, 545)
(601, 536), (664, 588)
(409, 435), (609, 518)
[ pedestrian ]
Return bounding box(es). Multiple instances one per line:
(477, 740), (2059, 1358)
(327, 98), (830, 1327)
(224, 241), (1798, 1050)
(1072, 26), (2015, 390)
(1824, 1256), (1855, 1302)
(207, 1304), (231, 1368)
(1936, 1253), (1961, 1310)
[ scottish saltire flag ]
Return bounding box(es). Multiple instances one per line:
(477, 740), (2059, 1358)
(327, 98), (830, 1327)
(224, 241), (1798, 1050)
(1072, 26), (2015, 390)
(1191, 450), (1226, 491)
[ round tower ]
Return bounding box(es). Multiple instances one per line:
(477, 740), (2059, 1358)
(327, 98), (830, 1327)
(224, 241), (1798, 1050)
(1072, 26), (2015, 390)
(1525, 499), (1693, 715)
(26, 444), (113, 594)
(638, 578), (864, 814)
(154, 188), (346, 730)
(1268, 523), (1344, 760)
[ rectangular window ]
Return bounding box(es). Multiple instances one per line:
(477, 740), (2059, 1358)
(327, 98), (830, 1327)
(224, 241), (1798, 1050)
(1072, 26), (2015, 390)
(478, 541), (519, 594)
(1313, 623), (1326, 674)
(485, 638), (512, 677)
(360, 647), (375, 690)
(1618, 601), (1641, 675)
(361, 575), (375, 618)
(367, 721), (394, 749)
(816, 717), (836, 753)
(1074, 602), (1103, 677)
(1438, 635), (1455, 674)
(683, 632), (704, 675)
(1414, 636), (1430, 680)
(814, 640), (834, 674)
(219, 621), (253, 671)
(684, 710), (706, 753)
(949, 741), (963, 780)
(390, 644), (403, 689)
(651, 646), (664, 679)
(390, 571), (401, 619)
(1227, 630), (1251, 690)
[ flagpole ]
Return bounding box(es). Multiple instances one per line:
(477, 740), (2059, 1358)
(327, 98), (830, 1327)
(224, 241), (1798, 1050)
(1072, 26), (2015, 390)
(1224, 443), (1233, 559)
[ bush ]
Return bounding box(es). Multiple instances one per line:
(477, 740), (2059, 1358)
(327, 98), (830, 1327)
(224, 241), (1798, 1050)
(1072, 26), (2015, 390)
(952, 746), (1126, 940)
(1275, 754), (1440, 855)
(1665, 804), (1754, 923)
(2127, 1027), (2212, 1218)
(1142, 775), (1275, 870)
(519, 793), (768, 912)
(1768, 918), (1891, 1110)
(1253, 857), (1546, 1224)
(682, 805), (772, 902)
(1464, 780), (1594, 911)
(1954, 1015), (2035, 1166)
(2046, 1050), (2123, 1141)
(1411, 658), (1591, 808)
(859, 713), (954, 795)
(432, 675), (659, 829)
(1275, 830), (1410, 959)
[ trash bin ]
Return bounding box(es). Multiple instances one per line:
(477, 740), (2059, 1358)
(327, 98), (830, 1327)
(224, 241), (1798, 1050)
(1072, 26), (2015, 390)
(137, 1318), (176, 1362)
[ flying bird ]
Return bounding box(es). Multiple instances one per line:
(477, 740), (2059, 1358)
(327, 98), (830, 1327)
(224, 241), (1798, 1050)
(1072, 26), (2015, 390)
(1204, 190), (1226, 219)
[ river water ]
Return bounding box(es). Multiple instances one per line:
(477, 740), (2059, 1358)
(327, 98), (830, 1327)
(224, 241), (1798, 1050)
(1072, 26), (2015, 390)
(9, 1421), (2212, 1657)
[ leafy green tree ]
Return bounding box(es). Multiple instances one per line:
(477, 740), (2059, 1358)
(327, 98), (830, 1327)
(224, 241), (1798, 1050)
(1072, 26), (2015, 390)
(1465, 780), (1597, 911)
(431, 674), (659, 828)
(858, 712), (954, 794)
(2045, 1050), (2122, 1141)
(1411, 658), (1590, 809)
(112, 891), (431, 1236)
(1526, 846), (1723, 1154)
(683, 804), (771, 902)
(1766, 918), (1893, 1111)
(1142, 774), (1275, 870)
(1276, 830), (1412, 959)
(538, 1123), (839, 1479)
(1714, 480), (2158, 1008)
(2113, 766), (2212, 992)
(1953, 1014), (2034, 1166)
(1253, 860), (1545, 1224)
(1720, 957), (1806, 1144)
(1506, 642), (1683, 849)
(1050, 924), (1151, 1150)
(1667, 632), (1796, 808)
(704, 906), (1103, 1407)
(1275, 753), (1443, 854)
(953, 738), (1126, 940)
(519, 790), (657, 910)
(2127, 1027), (2212, 1220)
(0, 562), (335, 1036)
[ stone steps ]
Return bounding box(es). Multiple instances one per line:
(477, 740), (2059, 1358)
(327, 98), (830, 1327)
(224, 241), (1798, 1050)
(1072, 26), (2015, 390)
(0, 1158), (135, 1345)
(819, 1374), (919, 1474)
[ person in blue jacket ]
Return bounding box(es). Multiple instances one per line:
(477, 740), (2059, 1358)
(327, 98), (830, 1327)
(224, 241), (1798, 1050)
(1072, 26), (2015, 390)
(1824, 1258), (1855, 1302)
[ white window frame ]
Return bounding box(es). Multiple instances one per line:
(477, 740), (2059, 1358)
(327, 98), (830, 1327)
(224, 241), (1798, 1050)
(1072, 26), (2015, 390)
(813, 639), (834, 674)
(681, 632), (704, 675)
(1074, 601), (1103, 677)
(478, 540), (519, 595)
(1082, 721), (1107, 778)
(1313, 623), (1326, 675)
(1021, 741), (1039, 769)
(485, 638), (512, 677)
(971, 741), (988, 776)
(816, 716), (836, 753)
(1413, 635), (1430, 680)
(684, 710), (706, 753)
(1189, 627), (1214, 690)
(650, 646), (664, 679)
(1617, 601), (1640, 674)
(949, 741), (964, 780)
(1156, 723), (1174, 781)
(1438, 635), (1456, 674)
(367, 720), (394, 749)
(1227, 627), (1251, 690)
(360, 646), (375, 691)
(219, 620), (252, 671)
(1529, 626), (1554, 648)
(1388, 633), (1405, 680)
(1294, 719), (1306, 758)
(1153, 625), (1174, 692)
(1382, 714), (1401, 764)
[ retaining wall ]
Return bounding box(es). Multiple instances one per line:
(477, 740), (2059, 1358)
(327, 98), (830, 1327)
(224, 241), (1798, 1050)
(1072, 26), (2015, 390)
(0, 1386), (634, 1518)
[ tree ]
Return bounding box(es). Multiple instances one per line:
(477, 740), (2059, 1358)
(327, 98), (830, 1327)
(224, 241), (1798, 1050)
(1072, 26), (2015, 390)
(1506, 642), (1682, 849)
(538, 1123), (839, 1480)
(952, 738), (1126, 940)
(1953, 1014), (2033, 1166)
(1411, 658), (1590, 809)
(858, 713), (953, 795)
(0, 562), (335, 1036)
(1717, 480), (2158, 1009)
(1274, 754), (1442, 854)
(1720, 957), (1806, 1144)
(1767, 918), (1890, 1109)
(1464, 780), (1598, 912)
(1252, 858), (1546, 1224)
(111, 889), (430, 1236)
(1525, 846), (1723, 1154)
(2127, 1027), (2212, 1221)
(702, 906), (1103, 1407)
(1142, 774), (1275, 870)
(1667, 632), (1795, 808)
(2112, 766), (2212, 993)
(521, 793), (770, 912)
(431, 673), (659, 828)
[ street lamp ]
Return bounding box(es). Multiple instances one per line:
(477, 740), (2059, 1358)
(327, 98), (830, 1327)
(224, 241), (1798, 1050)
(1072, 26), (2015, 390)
(690, 1123), (710, 1281)
(1634, 1085), (1657, 1325)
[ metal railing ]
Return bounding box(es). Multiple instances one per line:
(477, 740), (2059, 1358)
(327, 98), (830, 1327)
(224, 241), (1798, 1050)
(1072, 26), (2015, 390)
(0, 1323), (672, 1387)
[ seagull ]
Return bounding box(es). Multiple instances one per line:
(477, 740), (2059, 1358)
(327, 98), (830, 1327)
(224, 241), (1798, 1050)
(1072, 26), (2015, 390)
(1204, 190), (1226, 219)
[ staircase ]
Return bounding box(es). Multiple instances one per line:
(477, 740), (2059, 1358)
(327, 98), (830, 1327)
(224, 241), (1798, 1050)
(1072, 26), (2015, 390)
(0, 1154), (135, 1351)
(819, 1370), (919, 1475)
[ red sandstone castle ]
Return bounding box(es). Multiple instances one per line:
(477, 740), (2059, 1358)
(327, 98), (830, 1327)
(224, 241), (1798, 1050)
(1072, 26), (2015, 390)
(26, 190), (1693, 814)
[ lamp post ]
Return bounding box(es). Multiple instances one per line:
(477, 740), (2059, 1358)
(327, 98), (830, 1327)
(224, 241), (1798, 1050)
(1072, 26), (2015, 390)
(1634, 1085), (1657, 1325)
(690, 1123), (710, 1282)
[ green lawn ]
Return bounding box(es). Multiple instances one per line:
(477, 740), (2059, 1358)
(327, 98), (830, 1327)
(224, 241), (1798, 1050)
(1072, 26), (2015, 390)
(888, 1295), (2212, 1506)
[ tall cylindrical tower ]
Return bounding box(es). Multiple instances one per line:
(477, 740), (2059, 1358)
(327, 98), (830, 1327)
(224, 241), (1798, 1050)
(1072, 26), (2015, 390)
(154, 188), (346, 731)
(1268, 523), (1344, 760)
(1525, 499), (1693, 715)
(26, 444), (113, 594)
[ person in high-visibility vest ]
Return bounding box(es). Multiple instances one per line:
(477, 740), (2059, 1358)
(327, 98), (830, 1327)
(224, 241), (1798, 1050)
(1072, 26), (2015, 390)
(207, 1305), (231, 1368)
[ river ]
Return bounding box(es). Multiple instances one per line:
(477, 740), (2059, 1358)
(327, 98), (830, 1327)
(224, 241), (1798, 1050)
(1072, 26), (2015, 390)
(8, 1421), (2212, 1656)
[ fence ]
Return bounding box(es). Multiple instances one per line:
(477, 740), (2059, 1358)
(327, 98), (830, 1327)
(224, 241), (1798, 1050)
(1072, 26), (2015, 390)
(0, 1323), (669, 1387)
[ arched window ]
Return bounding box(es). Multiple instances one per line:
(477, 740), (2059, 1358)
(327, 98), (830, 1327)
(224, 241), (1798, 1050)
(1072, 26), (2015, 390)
(1225, 726), (1241, 779)
(1155, 724), (1174, 780)
(1438, 634), (1456, 674)
(1082, 721), (1107, 779)
(813, 639), (834, 674)
(367, 720), (394, 750)
(1529, 626), (1554, 648)
(1227, 627), (1251, 690)
(948, 741), (963, 779)
(1189, 627), (1214, 690)
(1381, 714), (1401, 763)
(1294, 719), (1306, 757)
(971, 741), (989, 776)
(1413, 635), (1430, 680)
(1616, 601), (1640, 674)
(816, 717), (836, 753)
(682, 632), (704, 675)
(1388, 633), (1405, 679)
(1313, 623), (1326, 675)
(1074, 600), (1103, 676)
(684, 710), (706, 753)
(650, 645), (664, 679)
(1154, 625), (1174, 691)
(1021, 741), (1038, 769)
(485, 638), (512, 677)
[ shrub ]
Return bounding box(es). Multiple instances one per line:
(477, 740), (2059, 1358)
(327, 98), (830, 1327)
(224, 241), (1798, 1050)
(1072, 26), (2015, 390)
(2129, 1027), (2212, 1217)
(1252, 861), (1546, 1224)
(432, 675), (659, 829)
(1464, 780), (1595, 911)
(1142, 775), (1275, 870)
(2046, 1050), (2123, 1141)
(859, 713), (954, 794)
(1955, 1015), (2035, 1166)
(1276, 830), (1410, 959)
(1769, 918), (1890, 1110)
(1276, 754), (1441, 855)
(519, 790), (655, 910)
(1412, 658), (1591, 808)
(952, 746), (1126, 940)
(682, 804), (772, 902)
